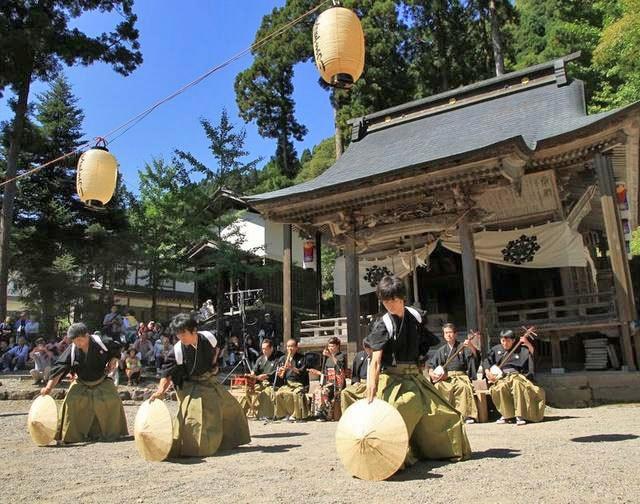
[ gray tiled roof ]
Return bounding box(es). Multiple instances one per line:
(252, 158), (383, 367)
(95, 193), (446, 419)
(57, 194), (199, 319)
(248, 77), (631, 204)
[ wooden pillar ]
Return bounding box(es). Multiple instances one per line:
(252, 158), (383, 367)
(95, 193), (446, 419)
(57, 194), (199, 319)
(595, 153), (638, 370)
(478, 261), (493, 306)
(283, 224), (293, 342)
(550, 332), (564, 373)
(403, 276), (412, 305)
(411, 236), (421, 308)
(315, 231), (322, 320)
(344, 234), (361, 356)
(459, 216), (483, 353)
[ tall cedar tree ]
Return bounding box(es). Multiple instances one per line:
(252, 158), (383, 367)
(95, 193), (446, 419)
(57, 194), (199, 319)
(0, 0), (142, 319)
(8, 77), (133, 334)
(175, 110), (266, 335)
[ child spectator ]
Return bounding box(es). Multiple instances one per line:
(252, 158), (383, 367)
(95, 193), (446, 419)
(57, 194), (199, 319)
(154, 335), (171, 378)
(125, 348), (141, 386)
(29, 338), (54, 384)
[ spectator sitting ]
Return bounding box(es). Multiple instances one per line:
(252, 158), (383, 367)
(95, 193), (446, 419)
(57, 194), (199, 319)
(125, 348), (142, 386)
(245, 335), (260, 366)
(29, 337), (53, 384)
(122, 310), (139, 343)
(54, 335), (69, 356)
(102, 305), (124, 343)
(25, 316), (40, 342)
(14, 312), (30, 342)
(154, 335), (171, 378)
(0, 316), (13, 342)
(225, 335), (241, 366)
(1, 336), (30, 372)
(133, 331), (155, 366)
(0, 340), (8, 357)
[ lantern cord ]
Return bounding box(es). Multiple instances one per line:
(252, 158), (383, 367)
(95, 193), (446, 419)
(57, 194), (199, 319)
(0, 0), (332, 189)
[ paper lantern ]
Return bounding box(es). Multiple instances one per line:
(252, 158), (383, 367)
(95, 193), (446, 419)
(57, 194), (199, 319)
(76, 140), (118, 207)
(313, 6), (365, 88)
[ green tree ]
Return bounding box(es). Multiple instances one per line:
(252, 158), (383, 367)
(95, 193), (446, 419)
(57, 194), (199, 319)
(175, 109), (261, 192)
(130, 158), (195, 320)
(0, 0), (142, 319)
(294, 136), (336, 183)
(593, 0), (640, 109)
(175, 110), (267, 333)
(509, 0), (605, 103)
(7, 77), (133, 334)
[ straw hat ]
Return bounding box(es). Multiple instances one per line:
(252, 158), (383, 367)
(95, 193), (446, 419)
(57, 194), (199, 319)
(27, 395), (59, 446)
(335, 398), (408, 481)
(134, 399), (174, 461)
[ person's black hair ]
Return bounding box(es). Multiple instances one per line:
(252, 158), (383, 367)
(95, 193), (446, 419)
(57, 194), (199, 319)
(262, 338), (273, 347)
(328, 336), (341, 346)
(169, 313), (198, 334)
(442, 322), (457, 332)
(376, 275), (406, 301)
(500, 329), (515, 339)
(127, 309), (135, 316)
(67, 322), (89, 340)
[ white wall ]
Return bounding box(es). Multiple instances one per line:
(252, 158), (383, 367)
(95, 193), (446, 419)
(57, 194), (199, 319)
(264, 219), (308, 266)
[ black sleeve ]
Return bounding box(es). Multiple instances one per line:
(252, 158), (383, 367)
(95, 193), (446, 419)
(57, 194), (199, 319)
(485, 347), (497, 369)
(429, 345), (444, 369)
(465, 348), (478, 379)
(49, 345), (73, 380)
(160, 348), (186, 385)
(351, 355), (361, 383)
(364, 319), (389, 351)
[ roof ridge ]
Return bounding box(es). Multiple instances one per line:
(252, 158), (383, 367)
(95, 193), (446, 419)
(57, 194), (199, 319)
(348, 52), (581, 127)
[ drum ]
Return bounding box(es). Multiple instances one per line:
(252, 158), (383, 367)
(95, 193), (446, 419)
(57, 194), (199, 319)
(489, 364), (503, 380)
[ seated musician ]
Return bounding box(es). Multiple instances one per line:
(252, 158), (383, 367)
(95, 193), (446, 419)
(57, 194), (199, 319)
(241, 338), (283, 419)
(308, 336), (346, 421)
(340, 341), (371, 412)
(428, 323), (479, 424)
(366, 275), (471, 466)
(485, 329), (545, 425)
(274, 338), (309, 422)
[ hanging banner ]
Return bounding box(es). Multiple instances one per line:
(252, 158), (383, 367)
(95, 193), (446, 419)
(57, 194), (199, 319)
(303, 239), (316, 270)
(333, 241), (437, 296)
(441, 221), (589, 269)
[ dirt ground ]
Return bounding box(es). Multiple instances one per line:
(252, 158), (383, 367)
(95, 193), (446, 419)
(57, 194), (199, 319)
(1, 397), (639, 504)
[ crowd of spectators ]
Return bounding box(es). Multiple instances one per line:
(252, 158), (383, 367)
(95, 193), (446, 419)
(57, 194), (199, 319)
(0, 306), (281, 385)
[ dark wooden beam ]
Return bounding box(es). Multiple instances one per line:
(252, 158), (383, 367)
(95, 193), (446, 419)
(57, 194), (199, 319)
(283, 224), (293, 342)
(459, 215), (483, 355)
(315, 231), (322, 320)
(344, 234), (361, 356)
(594, 153), (638, 370)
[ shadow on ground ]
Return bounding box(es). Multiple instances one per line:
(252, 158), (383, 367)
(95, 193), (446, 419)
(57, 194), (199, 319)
(542, 415), (579, 422)
(251, 432), (308, 439)
(571, 434), (639, 443)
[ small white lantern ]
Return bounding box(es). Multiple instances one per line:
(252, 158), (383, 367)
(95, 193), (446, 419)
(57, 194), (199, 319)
(76, 140), (118, 207)
(313, 5), (365, 89)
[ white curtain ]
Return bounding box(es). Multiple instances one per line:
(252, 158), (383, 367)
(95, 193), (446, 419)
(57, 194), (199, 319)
(333, 241), (437, 296)
(441, 221), (590, 269)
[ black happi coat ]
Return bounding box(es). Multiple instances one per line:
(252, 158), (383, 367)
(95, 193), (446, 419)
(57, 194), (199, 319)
(365, 308), (439, 368)
(486, 343), (534, 378)
(50, 337), (121, 382)
(429, 342), (478, 379)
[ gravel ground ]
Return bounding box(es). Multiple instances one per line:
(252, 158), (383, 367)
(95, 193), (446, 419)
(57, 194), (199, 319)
(1, 398), (639, 504)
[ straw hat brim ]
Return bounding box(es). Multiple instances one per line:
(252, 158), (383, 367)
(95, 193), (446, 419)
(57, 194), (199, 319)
(27, 395), (59, 446)
(335, 398), (408, 481)
(134, 399), (174, 462)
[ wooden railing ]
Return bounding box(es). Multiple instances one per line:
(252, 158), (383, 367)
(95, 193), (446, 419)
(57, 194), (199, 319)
(299, 317), (348, 339)
(494, 292), (617, 327)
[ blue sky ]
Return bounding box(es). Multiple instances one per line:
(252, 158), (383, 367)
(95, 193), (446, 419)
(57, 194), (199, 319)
(0, 0), (335, 193)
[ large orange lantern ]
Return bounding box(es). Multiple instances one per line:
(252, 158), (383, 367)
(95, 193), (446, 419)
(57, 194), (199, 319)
(76, 139), (118, 207)
(313, 5), (365, 89)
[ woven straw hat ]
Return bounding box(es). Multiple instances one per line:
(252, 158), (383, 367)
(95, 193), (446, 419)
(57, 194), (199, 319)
(27, 395), (59, 446)
(335, 398), (408, 480)
(134, 399), (174, 461)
